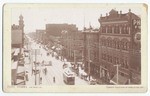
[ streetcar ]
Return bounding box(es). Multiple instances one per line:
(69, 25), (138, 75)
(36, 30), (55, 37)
(63, 68), (75, 85)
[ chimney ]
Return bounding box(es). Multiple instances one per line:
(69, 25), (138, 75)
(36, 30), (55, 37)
(119, 10), (122, 18)
(120, 10), (122, 14)
(106, 13), (108, 19)
(129, 9), (131, 12)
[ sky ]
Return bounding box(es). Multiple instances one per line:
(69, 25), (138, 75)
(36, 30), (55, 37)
(11, 6), (141, 33)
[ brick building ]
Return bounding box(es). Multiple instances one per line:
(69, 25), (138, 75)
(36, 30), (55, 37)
(98, 9), (141, 84)
(83, 9), (141, 85)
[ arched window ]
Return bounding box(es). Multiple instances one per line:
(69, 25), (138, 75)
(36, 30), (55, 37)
(114, 40), (116, 48)
(107, 37), (112, 48)
(116, 39), (120, 49)
(101, 38), (103, 46)
(101, 37), (106, 46)
(112, 40), (115, 48)
(109, 39), (112, 47)
(120, 58), (123, 67)
(103, 39), (106, 46)
(121, 39), (129, 50)
(106, 39), (109, 47)
(107, 39), (110, 47)
(127, 26), (130, 34)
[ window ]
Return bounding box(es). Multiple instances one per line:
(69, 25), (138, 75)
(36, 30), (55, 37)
(114, 25), (119, 34)
(127, 26), (130, 34)
(116, 58), (119, 64)
(112, 40), (115, 48)
(106, 39), (108, 47)
(108, 26), (112, 33)
(109, 39), (112, 47)
(124, 58), (128, 69)
(102, 26), (106, 33)
(113, 57), (116, 64)
(108, 39), (110, 47)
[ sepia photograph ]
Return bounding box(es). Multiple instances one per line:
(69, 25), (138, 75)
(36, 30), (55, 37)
(3, 3), (147, 92)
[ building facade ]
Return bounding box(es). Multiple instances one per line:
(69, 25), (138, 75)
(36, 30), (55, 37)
(83, 9), (141, 85)
(11, 15), (26, 85)
(61, 31), (84, 63)
(83, 30), (99, 80)
(35, 29), (46, 44)
(98, 9), (141, 84)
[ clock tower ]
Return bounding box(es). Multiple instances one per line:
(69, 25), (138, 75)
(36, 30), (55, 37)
(19, 14), (24, 47)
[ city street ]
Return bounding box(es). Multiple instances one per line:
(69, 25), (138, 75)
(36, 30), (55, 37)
(25, 37), (88, 85)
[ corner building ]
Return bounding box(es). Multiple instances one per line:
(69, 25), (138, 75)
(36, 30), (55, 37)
(98, 9), (141, 84)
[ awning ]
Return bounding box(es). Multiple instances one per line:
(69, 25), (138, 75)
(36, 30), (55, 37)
(110, 74), (128, 85)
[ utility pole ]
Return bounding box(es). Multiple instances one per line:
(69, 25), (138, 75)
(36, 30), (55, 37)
(87, 34), (91, 81)
(35, 49), (37, 85)
(114, 64), (121, 84)
(88, 48), (91, 81)
(74, 50), (76, 69)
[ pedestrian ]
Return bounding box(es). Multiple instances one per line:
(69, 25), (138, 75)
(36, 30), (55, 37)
(40, 77), (42, 84)
(45, 68), (47, 75)
(53, 76), (55, 83)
